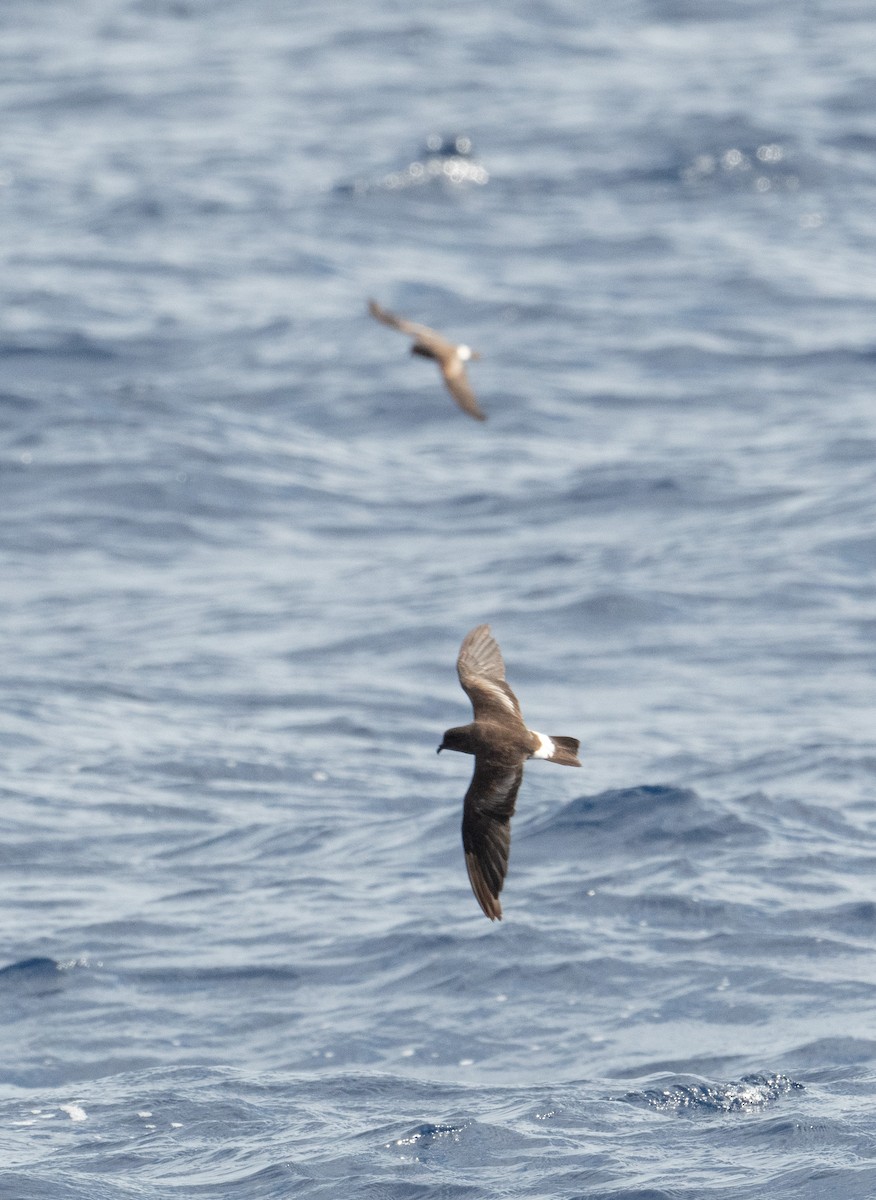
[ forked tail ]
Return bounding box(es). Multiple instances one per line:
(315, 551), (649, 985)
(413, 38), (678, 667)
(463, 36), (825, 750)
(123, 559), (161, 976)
(548, 735), (581, 766)
(532, 732), (581, 766)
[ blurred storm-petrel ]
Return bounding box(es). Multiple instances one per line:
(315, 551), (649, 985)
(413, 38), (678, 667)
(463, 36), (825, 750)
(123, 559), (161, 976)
(438, 624), (581, 920)
(368, 299), (486, 421)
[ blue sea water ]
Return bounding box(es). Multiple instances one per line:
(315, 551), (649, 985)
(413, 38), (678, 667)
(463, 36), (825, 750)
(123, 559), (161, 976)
(2, 0), (876, 1195)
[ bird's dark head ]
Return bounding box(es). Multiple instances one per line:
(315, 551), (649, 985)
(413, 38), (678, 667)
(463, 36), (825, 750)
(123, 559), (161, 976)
(437, 725), (476, 755)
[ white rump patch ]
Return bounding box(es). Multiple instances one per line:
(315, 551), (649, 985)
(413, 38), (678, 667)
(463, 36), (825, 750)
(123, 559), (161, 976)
(457, 344), (472, 361)
(531, 732), (556, 759)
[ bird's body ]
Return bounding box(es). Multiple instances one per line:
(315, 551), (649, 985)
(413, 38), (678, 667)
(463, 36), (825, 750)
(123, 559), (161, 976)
(438, 624), (581, 920)
(368, 299), (486, 421)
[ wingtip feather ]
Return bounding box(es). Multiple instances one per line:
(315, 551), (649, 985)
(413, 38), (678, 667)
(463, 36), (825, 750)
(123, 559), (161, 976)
(465, 851), (503, 921)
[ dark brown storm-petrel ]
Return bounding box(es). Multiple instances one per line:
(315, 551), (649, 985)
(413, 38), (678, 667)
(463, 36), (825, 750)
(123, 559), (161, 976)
(438, 624), (581, 920)
(368, 299), (486, 421)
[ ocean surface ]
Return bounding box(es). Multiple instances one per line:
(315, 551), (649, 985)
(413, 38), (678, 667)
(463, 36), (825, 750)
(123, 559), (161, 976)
(2, 1), (876, 1196)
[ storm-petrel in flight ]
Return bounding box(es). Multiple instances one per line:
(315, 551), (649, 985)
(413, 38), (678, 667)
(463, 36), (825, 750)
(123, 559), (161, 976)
(438, 624), (581, 920)
(368, 299), (486, 421)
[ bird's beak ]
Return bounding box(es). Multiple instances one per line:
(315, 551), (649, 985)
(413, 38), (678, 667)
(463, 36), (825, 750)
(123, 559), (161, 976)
(436, 745), (443, 754)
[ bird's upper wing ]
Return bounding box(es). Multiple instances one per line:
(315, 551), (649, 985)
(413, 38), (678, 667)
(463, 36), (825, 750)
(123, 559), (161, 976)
(368, 299), (447, 346)
(441, 357), (487, 421)
(462, 760), (524, 920)
(368, 298), (471, 369)
(457, 624), (522, 722)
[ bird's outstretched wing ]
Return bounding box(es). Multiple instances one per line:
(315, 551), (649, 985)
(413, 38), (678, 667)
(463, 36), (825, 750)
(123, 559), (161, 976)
(457, 624), (522, 722)
(462, 760), (524, 920)
(441, 357), (487, 421)
(368, 299), (454, 355)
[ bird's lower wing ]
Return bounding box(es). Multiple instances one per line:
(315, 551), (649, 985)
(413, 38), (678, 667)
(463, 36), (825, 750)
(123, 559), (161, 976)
(462, 762), (524, 920)
(443, 362), (487, 421)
